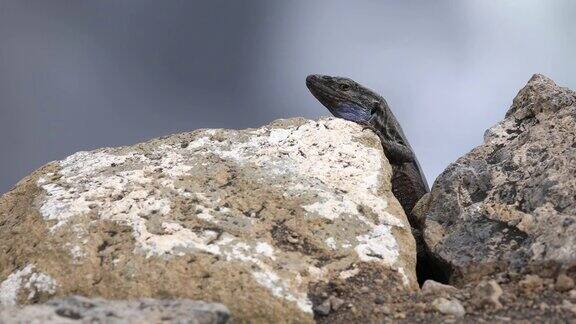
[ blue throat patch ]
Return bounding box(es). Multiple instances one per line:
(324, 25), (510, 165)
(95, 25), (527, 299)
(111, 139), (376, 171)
(331, 102), (371, 124)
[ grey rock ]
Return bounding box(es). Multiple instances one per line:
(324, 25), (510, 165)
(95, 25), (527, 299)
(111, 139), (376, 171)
(328, 296), (345, 311)
(422, 74), (576, 283)
(0, 295), (231, 324)
(313, 298), (332, 316)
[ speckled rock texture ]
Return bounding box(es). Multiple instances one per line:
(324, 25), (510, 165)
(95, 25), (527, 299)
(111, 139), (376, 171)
(0, 117), (416, 323)
(0, 295), (231, 324)
(422, 74), (576, 284)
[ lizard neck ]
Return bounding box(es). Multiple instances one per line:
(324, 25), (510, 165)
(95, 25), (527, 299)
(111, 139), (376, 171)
(368, 101), (391, 140)
(370, 100), (407, 146)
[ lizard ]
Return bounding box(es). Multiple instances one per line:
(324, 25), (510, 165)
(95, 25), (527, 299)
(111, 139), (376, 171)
(305, 74), (429, 230)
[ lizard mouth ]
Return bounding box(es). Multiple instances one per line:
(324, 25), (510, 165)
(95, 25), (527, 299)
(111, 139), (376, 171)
(306, 76), (348, 110)
(306, 75), (371, 124)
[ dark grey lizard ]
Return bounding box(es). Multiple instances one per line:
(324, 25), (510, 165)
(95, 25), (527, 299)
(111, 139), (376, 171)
(305, 74), (429, 228)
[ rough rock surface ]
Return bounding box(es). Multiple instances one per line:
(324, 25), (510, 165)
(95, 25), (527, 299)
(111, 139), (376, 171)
(421, 74), (576, 284)
(0, 295), (230, 324)
(352, 271), (576, 322)
(0, 117), (416, 323)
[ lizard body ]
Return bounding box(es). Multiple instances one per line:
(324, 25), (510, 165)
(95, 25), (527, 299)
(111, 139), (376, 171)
(306, 74), (429, 228)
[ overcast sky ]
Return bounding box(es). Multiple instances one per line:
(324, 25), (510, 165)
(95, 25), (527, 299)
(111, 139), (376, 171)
(1, 1), (575, 194)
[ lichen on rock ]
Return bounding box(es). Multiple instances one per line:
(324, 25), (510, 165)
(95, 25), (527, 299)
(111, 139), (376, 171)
(0, 264), (57, 306)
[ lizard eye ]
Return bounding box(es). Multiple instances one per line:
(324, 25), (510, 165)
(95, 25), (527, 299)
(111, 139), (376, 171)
(339, 83), (350, 91)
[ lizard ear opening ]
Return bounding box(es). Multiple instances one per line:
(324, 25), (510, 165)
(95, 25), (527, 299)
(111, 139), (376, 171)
(370, 102), (379, 115)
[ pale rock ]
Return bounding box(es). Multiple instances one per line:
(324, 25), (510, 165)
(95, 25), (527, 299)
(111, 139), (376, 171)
(519, 275), (544, 293)
(0, 117), (416, 323)
(474, 280), (504, 309)
(421, 279), (458, 296)
(555, 274), (575, 292)
(432, 297), (466, 317)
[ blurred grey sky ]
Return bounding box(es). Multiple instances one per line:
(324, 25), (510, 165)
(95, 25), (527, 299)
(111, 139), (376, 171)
(1, 0), (575, 194)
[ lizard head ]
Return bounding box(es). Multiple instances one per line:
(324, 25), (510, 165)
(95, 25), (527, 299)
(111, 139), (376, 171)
(306, 74), (384, 126)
